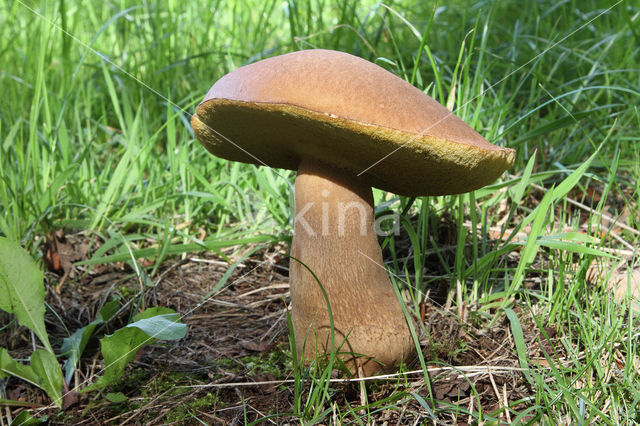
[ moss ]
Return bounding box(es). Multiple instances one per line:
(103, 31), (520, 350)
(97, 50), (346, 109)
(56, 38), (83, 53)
(165, 392), (225, 423)
(108, 368), (204, 399)
(241, 345), (293, 377)
(426, 339), (468, 363)
(210, 345), (293, 378)
(109, 367), (153, 394)
(150, 370), (205, 397)
(73, 368), (213, 423)
(210, 356), (243, 373)
(116, 285), (137, 300)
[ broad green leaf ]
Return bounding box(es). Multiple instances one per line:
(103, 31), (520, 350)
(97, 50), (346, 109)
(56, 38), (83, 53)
(30, 349), (64, 408)
(0, 237), (53, 353)
(133, 306), (177, 321)
(85, 308), (185, 391)
(0, 348), (39, 387)
(61, 324), (99, 385)
(126, 313), (187, 341)
(10, 410), (47, 425)
(61, 300), (120, 383)
(98, 300), (121, 322)
(85, 327), (149, 391)
(105, 392), (128, 403)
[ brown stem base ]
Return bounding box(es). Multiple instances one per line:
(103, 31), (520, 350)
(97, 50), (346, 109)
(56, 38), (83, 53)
(290, 158), (414, 376)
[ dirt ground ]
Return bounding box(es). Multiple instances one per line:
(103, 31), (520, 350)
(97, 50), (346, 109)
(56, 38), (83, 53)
(1, 228), (569, 425)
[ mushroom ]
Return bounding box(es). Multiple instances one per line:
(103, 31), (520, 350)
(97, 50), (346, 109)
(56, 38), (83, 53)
(191, 49), (515, 375)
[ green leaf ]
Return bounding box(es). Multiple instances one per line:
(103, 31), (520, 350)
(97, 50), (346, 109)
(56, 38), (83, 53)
(536, 239), (615, 258)
(126, 313), (187, 341)
(504, 308), (532, 384)
(0, 348), (39, 387)
(61, 301), (120, 384)
(61, 300), (120, 357)
(85, 308), (185, 391)
(0, 237), (53, 353)
(105, 392), (128, 403)
(410, 392), (437, 420)
(37, 164), (78, 213)
(61, 324), (98, 384)
(550, 149), (599, 203)
(507, 189), (554, 295)
(511, 152), (537, 207)
(10, 410), (47, 425)
(76, 235), (277, 266)
(30, 349), (64, 408)
(540, 231), (600, 244)
(515, 110), (597, 143)
(0, 399), (40, 408)
(85, 327), (149, 391)
(133, 306), (176, 321)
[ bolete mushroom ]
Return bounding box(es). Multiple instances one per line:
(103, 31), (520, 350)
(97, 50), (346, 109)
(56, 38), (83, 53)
(191, 49), (515, 375)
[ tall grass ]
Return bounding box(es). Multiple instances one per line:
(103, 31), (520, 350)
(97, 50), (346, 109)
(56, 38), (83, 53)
(1, 0), (639, 422)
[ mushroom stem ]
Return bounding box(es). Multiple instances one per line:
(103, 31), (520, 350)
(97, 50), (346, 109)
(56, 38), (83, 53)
(290, 158), (413, 375)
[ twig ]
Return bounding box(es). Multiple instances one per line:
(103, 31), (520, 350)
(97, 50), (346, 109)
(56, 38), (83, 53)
(487, 367), (503, 423)
(237, 283), (289, 298)
(503, 383), (512, 423)
(181, 365), (532, 390)
(189, 257), (245, 268)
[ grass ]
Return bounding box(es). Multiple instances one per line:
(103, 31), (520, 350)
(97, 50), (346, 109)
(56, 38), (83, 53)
(1, 0), (639, 423)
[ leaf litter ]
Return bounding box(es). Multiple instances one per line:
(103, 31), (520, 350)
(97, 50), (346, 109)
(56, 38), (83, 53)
(1, 176), (637, 423)
(0, 234), (565, 424)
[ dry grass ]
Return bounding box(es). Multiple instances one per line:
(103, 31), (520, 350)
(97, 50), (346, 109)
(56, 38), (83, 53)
(1, 233), (578, 424)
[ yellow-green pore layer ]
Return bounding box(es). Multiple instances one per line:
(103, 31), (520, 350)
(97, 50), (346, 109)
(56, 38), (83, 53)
(191, 49), (515, 196)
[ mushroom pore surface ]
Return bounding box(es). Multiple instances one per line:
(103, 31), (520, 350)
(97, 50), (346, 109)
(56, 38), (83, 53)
(290, 158), (414, 375)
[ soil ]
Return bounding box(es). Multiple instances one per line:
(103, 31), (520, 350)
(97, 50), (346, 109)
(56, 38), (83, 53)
(1, 228), (568, 425)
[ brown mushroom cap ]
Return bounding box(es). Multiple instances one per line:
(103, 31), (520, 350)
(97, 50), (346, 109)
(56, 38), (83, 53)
(191, 49), (515, 196)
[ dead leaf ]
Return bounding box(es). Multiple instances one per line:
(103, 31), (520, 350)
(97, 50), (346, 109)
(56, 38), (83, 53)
(43, 229), (88, 278)
(137, 258), (154, 267)
(434, 382), (455, 400)
(43, 235), (62, 273)
(587, 261), (640, 311)
(613, 269), (640, 310)
(55, 234), (75, 276)
(8, 385), (27, 401)
(62, 391), (79, 410)
(433, 375), (470, 400)
(533, 358), (551, 368)
(252, 374), (277, 394)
